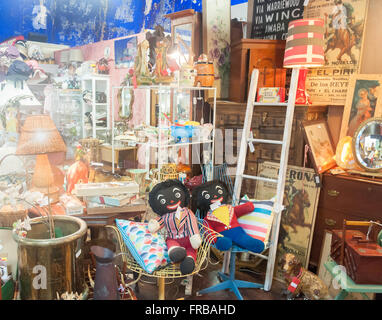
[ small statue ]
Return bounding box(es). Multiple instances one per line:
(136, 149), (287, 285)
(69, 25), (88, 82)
(153, 36), (174, 84)
(279, 253), (332, 300)
(65, 145), (89, 194)
(146, 25), (166, 73)
(96, 57), (112, 74)
(134, 39), (152, 85)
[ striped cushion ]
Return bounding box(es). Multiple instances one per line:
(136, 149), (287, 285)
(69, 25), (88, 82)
(237, 196), (274, 244)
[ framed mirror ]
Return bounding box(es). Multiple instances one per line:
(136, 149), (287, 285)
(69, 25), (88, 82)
(353, 117), (382, 172)
(174, 23), (193, 65)
(164, 9), (202, 62)
(118, 87), (134, 121)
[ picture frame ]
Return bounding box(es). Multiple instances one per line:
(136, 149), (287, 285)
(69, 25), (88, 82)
(164, 9), (202, 61)
(254, 161), (321, 282)
(339, 74), (382, 140)
(303, 120), (337, 174)
(202, 0), (231, 99)
(114, 36), (137, 69)
(304, 0), (370, 106)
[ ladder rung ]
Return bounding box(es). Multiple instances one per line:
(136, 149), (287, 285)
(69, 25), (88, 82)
(253, 102), (288, 107)
(242, 174), (278, 184)
(248, 138), (283, 145)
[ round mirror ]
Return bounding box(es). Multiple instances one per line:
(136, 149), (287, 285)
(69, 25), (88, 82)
(353, 117), (382, 172)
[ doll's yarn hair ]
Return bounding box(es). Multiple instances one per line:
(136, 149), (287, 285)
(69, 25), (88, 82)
(148, 179), (190, 215)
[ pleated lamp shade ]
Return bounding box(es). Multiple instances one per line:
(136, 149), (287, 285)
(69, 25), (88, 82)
(60, 50), (70, 64)
(283, 18), (325, 68)
(69, 49), (84, 63)
(16, 114), (67, 156)
(16, 115), (66, 201)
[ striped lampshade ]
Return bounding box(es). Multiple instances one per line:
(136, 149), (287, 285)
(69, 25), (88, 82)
(283, 18), (325, 68)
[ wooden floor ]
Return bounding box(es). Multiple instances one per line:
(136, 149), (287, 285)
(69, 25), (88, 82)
(133, 260), (286, 300)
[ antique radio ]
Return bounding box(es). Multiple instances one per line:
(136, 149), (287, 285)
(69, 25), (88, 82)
(331, 221), (382, 285)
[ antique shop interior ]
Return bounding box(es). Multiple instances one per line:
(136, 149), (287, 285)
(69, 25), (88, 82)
(1, 0), (382, 301)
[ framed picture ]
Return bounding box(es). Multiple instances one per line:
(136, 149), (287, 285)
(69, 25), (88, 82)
(114, 36), (137, 69)
(254, 161), (321, 282)
(202, 0), (231, 99)
(303, 120), (337, 174)
(339, 74), (382, 140)
(304, 0), (369, 106)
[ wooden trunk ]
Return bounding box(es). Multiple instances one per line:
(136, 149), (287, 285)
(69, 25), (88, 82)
(331, 229), (382, 285)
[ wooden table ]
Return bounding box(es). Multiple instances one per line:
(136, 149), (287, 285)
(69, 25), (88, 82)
(324, 259), (382, 300)
(28, 202), (146, 227)
(100, 144), (137, 170)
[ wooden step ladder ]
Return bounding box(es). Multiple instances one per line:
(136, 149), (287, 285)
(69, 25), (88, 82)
(232, 67), (300, 291)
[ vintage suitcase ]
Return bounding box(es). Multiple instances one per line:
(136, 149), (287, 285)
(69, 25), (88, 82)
(331, 229), (382, 285)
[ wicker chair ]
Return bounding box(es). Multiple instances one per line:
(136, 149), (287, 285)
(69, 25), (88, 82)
(106, 219), (221, 300)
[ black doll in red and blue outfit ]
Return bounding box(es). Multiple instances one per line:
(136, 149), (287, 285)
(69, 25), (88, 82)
(192, 180), (265, 253)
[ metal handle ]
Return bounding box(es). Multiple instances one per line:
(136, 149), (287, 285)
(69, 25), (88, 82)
(325, 218), (337, 226)
(328, 189), (340, 197)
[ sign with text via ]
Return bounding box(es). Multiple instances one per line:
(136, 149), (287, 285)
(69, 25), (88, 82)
(251, 0), (305, 40)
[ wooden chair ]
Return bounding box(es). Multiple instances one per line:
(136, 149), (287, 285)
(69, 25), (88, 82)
(106, 220), (221, 300)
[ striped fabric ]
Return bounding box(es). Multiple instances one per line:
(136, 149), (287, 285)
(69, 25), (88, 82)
(156, 207), (200, 239)
(283, 18), (325, 68)
(238, 196), (274, 245)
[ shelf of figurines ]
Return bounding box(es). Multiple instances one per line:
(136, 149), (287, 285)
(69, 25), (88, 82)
(113, 124), (214, 149)
(117, 84), (217, 91)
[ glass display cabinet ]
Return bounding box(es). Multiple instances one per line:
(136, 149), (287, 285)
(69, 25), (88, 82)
(81, 74), (110, 141)
(51, 89), (84, 159)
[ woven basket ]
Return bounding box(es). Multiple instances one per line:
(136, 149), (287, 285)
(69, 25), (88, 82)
(0, 206), (28, 228)
(159, 172), (179, 181)
(158, 164), (179, 182)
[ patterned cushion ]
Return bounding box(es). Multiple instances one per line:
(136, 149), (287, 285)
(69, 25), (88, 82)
(116, 219), (170, 274)
(237, 196), (275, 245)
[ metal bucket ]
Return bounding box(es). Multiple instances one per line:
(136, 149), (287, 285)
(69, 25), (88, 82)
(13, 216), (88, 300)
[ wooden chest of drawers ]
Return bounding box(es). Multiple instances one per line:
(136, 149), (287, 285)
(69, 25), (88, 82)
(214, 100), (327, 198)
(310, 173), (382, 267)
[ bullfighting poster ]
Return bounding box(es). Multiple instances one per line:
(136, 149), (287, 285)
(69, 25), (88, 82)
(303, 0), (369, 105)
(254, 161), (320, 281)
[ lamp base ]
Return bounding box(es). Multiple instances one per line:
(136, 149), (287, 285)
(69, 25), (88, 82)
(29, 185), (60, 204)
(31, 154), (60, 203)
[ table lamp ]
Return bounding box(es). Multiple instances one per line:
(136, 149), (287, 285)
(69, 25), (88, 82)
(283, 18), (325, 105)
(60, 49), (70, 67)
(69, 48), (84, 67)
(15, 115), (67, 202)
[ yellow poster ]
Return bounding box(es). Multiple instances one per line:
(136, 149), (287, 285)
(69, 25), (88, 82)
(304, 0), (369, 105)
(254, 161), (321, 281)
